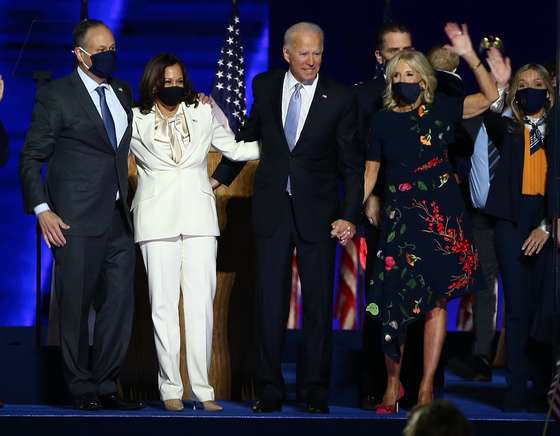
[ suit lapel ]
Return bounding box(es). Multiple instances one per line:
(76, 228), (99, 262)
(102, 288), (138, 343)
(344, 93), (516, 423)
(70, 70), (115, 151)
(294, 76), (327, 150)
(272, 73), (287, 146)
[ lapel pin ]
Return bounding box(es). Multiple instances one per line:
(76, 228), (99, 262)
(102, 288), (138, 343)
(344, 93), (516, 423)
(321, 94), (327, 99)
(118, 87), (123, 92)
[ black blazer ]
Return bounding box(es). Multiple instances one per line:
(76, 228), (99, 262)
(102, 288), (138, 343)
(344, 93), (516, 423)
(214, 70), (363, 242)
(483, 110), (550, 223)
(355, 76), (385, 158)
(20, 69), (133, 236)
(0, 119), (7, 167)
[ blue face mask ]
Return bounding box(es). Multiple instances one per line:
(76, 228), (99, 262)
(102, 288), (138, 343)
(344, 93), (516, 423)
(516, 87), (547, 115)
(80, 48), (117, 79)
(393, 82), (422, 105)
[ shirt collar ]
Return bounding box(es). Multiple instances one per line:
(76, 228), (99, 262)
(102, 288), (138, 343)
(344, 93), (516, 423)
(77, 66), (108, 94)
(286, 69), (319, 94)
(436, 69), (462, 81)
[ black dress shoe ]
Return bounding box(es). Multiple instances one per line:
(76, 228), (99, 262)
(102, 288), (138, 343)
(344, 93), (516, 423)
(252, 399), (282, 413)
(99, 393), (145, 411)
(73, 394), (102, 411)
(448, 355), (492, 382)
(306, 401), (330, 414)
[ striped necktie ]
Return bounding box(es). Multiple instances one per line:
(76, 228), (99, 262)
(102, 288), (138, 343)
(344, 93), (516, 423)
(95, 86), (118, 150)
(488, 140), (499, 181)
(524, 116), (546, 154)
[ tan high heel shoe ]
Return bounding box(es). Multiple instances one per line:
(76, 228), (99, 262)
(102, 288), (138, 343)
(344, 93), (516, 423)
(163, 399), (184, 411)
(193, 400), (223, 412)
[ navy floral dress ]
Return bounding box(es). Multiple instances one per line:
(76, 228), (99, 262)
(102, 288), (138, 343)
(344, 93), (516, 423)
(366, 94), (482, 361)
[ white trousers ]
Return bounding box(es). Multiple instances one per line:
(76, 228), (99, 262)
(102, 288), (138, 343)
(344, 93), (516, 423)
(140, 235), (216, 402)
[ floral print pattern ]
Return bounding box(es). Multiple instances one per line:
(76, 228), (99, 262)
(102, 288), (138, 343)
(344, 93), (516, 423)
(366, 96), (481, 361)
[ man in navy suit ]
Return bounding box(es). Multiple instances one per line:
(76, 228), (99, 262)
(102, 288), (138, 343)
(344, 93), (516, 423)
(20, 19), (143, 411)
(213, 22), (363, 413)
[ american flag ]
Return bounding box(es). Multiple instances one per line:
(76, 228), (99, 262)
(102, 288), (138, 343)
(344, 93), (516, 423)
(287, 236), (367, 330)
(211, 0), (246, 134)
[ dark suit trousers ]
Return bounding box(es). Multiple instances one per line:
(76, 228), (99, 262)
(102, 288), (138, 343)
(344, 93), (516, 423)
(494, 195), (547, 399)
(53, 203), (135, 398)
(255, 193), (335, 403)
(470, 211), (499, 358)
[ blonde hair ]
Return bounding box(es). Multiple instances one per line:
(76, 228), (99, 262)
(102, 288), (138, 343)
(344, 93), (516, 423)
(427, 44), (459, 73)
(507, 63), (555, 126)
(383, 50), (438, 110)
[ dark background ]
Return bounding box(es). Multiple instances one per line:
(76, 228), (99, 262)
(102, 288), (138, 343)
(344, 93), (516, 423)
(0, 0), (556, 326)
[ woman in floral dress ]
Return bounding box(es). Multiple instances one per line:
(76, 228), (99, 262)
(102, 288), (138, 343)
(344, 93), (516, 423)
(363, 22), (507, 412)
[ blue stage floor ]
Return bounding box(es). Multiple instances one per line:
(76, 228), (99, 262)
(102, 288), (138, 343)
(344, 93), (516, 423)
(1, 370), (558, 436)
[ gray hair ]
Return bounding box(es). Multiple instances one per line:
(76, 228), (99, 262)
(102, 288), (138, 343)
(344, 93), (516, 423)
(283, 22), (324, 50)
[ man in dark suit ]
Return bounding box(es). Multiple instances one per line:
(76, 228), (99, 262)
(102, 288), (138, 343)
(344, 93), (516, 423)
(20, 19), (143, 411)
(213, 22), (363, 413)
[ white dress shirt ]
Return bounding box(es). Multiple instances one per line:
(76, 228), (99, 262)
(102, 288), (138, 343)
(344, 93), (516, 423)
(34, 67), (128, 215)
(281, 70), (319, 143)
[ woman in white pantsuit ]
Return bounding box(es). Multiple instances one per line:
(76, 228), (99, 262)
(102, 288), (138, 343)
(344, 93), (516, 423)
(130, 53), (259, 412)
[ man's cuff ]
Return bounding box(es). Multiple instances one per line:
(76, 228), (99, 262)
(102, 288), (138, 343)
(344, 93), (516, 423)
(34, 203), (50, 216)
(539, 218), (551, 234)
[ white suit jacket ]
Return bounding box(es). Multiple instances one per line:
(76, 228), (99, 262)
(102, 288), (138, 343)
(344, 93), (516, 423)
(130, 102), (259, 243)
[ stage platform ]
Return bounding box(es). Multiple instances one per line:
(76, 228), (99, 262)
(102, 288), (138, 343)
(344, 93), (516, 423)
(1, 370), (558, 436)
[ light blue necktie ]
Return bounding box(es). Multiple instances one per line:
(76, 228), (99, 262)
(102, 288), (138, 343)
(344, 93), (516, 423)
(284, 83), (303, 194)
(284, 83), (303, 151)
(95, 86), (118, 150)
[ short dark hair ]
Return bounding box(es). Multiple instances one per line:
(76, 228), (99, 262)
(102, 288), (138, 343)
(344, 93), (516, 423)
(137, 53), (199, 114)
(72, 18), (108, 48)
(404, 401), (473, 436)
(375, 22), (411, 50)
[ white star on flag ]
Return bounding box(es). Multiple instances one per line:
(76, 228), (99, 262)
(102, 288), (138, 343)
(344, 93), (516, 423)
(211, 2), (248, 133)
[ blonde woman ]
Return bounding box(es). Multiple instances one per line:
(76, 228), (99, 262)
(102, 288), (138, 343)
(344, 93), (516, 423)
(130, 53), (259, 412)
(363, 23), (506, 412)
(484, 64), (555, 411)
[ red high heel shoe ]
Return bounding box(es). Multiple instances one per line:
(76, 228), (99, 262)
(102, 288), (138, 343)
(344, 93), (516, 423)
(375, 384), (405, 415)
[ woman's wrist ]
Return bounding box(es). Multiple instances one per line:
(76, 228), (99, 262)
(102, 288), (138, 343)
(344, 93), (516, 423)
(462, 50), (479, 67)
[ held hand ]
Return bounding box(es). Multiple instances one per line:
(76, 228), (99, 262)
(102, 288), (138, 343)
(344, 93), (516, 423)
(330, 219), (356, 246)
(443, 22), (474, 57)
(37, 210), (70, 248)
(209, 177), (221, 190)
(198, 92), (212, 105)
(522, 227), (549, 256)
(486, 47), (511, 89)
(364, 195), (381, 227)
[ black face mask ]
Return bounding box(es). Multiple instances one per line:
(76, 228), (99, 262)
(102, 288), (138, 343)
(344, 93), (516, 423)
(157, 86), (186, 107)
(393, 82), (422, 105)
(516, 88), (548, 115)
(81, 48), (117, 79)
